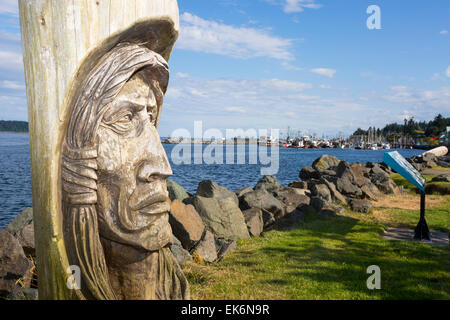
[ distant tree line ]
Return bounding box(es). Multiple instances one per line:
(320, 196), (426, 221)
(352, 114), (450, 142)
(0, 120), (29, 132)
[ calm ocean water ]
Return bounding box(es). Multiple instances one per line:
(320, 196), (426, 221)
(0, 132), (423, 228)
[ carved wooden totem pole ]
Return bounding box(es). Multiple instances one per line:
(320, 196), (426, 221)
(19, 0), (189, 299)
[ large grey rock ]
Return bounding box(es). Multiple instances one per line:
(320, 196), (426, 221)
(422, 153), (437, 163)
(0, 230), (32, 297)
(276, 187), (310, 208)
(378, 179), (398, 194)
(197, 180), (238, 204)
(312, 154), (340, 171)
(310, 197), (325, 212)
(5, 208), (35, 257)
(242, 208), (264, 237)
(320, 178), (347, 204)
(379, 163), (393, 174)
(351, 163), (372, 187)
(431, 174), (450, 182)
(349, 199), (372, 213)
(337, 161), (356, 181)
(170, 236), (192, 266)
(311, 184), (332, 204)
(5, 207), (33, 235)
(288, 180), (308, 189)
(169, 200), (205, 251)
(361, 184), (379, 201)
(334, 161), (363, 197)
(370, 166), (397, 194)
(234, 187), (253, 198)
(336, 175), (362, 197)
(299, 166), (320, 180)
(194, 181), (250, 240)
(306, 178), (323, 190)
(15, 222), (35, 257)
(261, 209), (276, 228)
(411, 162), (426, 172)
(317, 169), (337, 177)
(365, 161), (376, 168)
(371, 164), (390, 180)
(216, 239), (237, 262)
(239, 189), (284, 220)
(275, 208), (306, 230)
(192, 230), (218, 263)
(254, 175), (281, 195)
(166, 178), (192, 203)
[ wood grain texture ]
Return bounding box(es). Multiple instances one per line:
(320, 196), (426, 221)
(18, 0), (179, 300)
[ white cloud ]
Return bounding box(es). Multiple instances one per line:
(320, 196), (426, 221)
(177, 12), (294, 60)
(0, 95), (27, 121)
(160, 74), (382, 136)
(176, 72), (189, 78)
(446, 66), (450, 78)
(309, 68), (336, 78)
(161, 73), (450, 137)
(440, 30), (448, 35)
(0, 80), (24, 90)
(430, 73), (441, 81)
(189, 88), (208, 97)
(225, 106), (247, 113)
(383, 86), (450, 119)
(281, 61), (303, 71)
(0, 30), (21, 42)
(284, 0), (322, 13)
(0, 50), (23, 70)
(0, 0), (18, 14)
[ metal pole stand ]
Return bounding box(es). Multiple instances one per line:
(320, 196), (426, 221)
(414, 191), (431, 241)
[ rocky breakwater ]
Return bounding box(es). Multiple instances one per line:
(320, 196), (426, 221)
(296, 154), (399, 213)
(407, 149), (450, 172)
(167, 174), (313, 265)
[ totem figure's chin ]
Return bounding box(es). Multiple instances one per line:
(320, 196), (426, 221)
(98, 205), (173, 252)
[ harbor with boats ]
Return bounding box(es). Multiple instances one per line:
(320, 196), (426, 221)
(162, 115), (450, 151)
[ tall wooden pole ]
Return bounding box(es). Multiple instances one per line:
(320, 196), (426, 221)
(18, 0), (179, 299)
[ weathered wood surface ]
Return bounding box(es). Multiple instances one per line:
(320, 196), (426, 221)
(18, 0), (179, 300)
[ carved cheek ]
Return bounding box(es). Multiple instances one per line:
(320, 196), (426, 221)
(96, 126), (124, 173)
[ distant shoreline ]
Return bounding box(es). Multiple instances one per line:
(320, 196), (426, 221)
(0, 120), (28, 133)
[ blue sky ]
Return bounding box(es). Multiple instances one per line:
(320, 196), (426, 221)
(0, 0), (449, 137)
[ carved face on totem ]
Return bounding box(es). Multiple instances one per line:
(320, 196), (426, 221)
(96, 71), (173, 251)
(61, 43), (189, 300)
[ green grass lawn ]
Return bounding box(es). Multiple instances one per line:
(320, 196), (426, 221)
(183, 197), (450, 300)
(370, 195), (450, 233)
(391, 166), (450, 195)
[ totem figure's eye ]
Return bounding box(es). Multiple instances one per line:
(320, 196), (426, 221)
(118, 113), (132, 124)
(148, 108), (156, 125)
(147, 88), (158, 126)
(103, 109), (135, 134)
